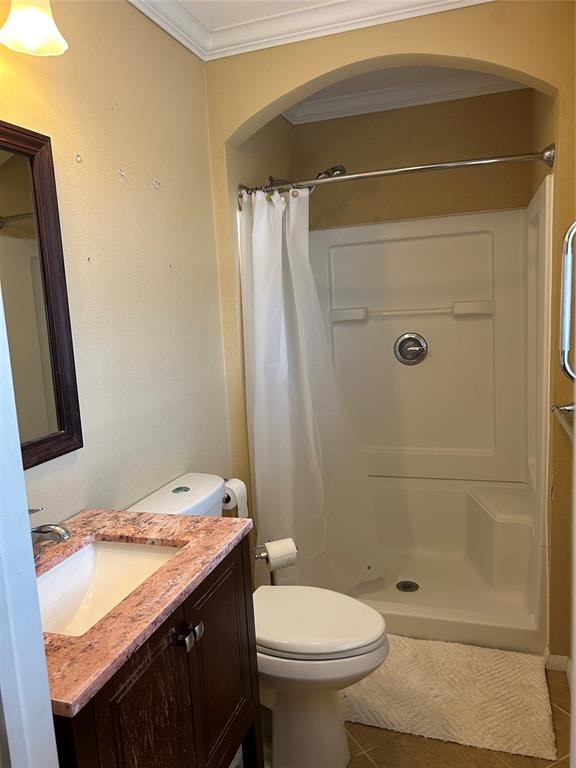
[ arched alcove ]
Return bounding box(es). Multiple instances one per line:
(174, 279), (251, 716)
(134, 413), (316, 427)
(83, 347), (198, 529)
(229, 55), (557, 652)
(230, 58), (555, 228)
(227, 53), (557, 149)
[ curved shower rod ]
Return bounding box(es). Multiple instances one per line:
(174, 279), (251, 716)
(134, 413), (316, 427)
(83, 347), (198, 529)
(238, 144), (555, 209)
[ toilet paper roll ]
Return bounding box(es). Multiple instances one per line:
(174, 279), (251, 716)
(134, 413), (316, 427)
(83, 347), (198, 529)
(223, 478), (248, 518)
(263, 538), (298, 572)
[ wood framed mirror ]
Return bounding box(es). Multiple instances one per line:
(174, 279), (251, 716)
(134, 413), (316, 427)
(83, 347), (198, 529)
(0, 120), (82, 469)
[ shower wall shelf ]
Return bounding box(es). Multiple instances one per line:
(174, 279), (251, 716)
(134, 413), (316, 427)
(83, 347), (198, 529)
(552, 404), (574, 441)
(329, 300), (495, 323)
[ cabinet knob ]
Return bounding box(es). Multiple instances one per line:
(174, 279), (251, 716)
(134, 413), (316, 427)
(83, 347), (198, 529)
(178, 621), (205, 653)
(194, 621), (205, 642)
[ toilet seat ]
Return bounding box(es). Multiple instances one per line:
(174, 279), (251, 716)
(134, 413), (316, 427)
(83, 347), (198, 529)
(257, 635), (387, 660)
(254, 585), (386, 661)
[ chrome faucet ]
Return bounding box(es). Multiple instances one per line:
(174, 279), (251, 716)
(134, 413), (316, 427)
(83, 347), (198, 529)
(31, 524), (71, 561)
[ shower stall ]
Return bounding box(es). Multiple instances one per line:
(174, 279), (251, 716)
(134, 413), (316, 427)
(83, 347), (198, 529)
(240, 137), (554, 656)
(308, 179), (553, 653)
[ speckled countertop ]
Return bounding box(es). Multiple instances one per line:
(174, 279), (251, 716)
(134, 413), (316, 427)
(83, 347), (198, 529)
(35, 508), (252, 717)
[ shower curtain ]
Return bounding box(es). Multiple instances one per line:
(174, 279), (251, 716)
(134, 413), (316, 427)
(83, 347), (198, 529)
(238, 189), (381, 591)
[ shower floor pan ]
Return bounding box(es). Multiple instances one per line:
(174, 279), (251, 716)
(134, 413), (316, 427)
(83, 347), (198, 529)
(349, 552), (541, 654)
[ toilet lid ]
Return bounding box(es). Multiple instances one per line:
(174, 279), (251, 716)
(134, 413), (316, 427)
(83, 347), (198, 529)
(253, 586), (386, 659)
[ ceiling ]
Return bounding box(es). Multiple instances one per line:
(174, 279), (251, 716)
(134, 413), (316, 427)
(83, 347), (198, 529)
(128, 0), (494, 61)
(188, 0), (338, 29)
(283, 66), (524, 123)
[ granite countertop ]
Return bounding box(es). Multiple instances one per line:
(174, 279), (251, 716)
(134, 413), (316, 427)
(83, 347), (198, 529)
(36, 508), (252, 717)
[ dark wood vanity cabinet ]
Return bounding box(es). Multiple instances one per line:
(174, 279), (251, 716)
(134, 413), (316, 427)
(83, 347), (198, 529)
(90, 606), (197, 768)
(54, 538), (263, 768)
(186, 543), (256, 768)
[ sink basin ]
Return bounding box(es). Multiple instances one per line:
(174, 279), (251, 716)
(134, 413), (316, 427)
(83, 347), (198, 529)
(37, 541), (179, 636)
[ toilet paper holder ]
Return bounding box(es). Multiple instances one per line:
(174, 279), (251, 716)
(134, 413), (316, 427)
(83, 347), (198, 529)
(254, 544), (278, 585)
(254, 539), (299, 586)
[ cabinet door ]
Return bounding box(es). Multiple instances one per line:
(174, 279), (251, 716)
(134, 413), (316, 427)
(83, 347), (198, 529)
(93, 605), (197, 768)
(185, 541), (257, 768)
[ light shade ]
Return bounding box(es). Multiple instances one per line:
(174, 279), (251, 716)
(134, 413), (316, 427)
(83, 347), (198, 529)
(0, 0), (68, 56)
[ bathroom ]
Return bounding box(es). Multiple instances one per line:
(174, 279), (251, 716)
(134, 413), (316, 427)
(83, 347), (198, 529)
(0, 2), (574, 768)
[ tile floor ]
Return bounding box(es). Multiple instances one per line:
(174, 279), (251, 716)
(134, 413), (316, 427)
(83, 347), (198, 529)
(346, 670), (571, 768)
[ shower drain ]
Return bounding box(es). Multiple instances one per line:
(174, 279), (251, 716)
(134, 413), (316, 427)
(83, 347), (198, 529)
(396, 580), (419, 592)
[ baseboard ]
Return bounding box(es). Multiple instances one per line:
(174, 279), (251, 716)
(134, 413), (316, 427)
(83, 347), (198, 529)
(545, 653), (572, 693)
(545, 654), (570, 672)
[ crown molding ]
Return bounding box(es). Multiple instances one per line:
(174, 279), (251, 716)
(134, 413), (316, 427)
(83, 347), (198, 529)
(128, 0), (210, 60)
(128, 0), (494, 62)
(283, 75), (524, 124)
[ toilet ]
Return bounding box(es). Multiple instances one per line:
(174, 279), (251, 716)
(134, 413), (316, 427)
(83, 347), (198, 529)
(254, 585), (388, 768)
(128, 473), (389, 768)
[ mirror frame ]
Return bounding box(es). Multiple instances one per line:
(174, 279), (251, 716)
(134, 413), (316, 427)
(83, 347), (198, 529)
(0, 120), (82, 469)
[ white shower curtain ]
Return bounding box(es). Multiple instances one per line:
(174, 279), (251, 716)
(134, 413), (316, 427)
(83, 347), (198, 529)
(238, 189), (382, 591)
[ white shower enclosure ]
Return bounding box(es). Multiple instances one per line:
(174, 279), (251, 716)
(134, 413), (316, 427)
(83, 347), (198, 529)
(309, 179), (552, 653)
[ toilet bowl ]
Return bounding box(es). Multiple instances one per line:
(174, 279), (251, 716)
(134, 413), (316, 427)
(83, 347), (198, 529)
(254, 585), (389, 768)
(127, 474), (389, 768)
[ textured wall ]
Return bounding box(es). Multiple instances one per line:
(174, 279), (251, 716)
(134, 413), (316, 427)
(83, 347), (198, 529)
(0, 0), (231, 522)
(233, 115), (293, 191)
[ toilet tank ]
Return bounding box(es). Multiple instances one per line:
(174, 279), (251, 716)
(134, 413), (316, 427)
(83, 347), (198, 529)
(127, 473), (225, 516)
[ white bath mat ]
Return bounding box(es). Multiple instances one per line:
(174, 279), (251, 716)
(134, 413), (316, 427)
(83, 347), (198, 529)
(341, 634), (556, 759)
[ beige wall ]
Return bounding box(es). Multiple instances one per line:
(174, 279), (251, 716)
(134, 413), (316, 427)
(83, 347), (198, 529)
(206, 0), (575, 654)
(232, 115), (293, 191)
(531, 89), (557, 196)
(0, 0), (231, 522)
(292, 89), (545, 230)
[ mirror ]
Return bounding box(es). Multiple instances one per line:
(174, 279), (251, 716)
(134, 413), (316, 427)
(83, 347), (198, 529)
(0, 120), (82, 469)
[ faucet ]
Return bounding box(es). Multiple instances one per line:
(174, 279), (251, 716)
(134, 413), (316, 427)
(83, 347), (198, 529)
(31, 524), (71, 562)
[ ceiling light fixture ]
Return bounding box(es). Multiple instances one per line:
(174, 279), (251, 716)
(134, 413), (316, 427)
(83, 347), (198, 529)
(0, 0), (68, 56)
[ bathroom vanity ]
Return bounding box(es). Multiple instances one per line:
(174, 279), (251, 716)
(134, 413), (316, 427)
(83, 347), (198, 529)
(35, 509), (263, 768)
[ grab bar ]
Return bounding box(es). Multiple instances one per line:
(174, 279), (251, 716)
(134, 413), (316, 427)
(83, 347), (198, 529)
(560, 221), (576, 382)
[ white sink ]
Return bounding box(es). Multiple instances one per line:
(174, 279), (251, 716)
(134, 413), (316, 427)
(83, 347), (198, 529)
(37, 541), (179, 636)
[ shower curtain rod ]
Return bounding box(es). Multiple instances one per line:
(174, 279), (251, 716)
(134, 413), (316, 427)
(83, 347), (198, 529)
(238, 144), (555, 207)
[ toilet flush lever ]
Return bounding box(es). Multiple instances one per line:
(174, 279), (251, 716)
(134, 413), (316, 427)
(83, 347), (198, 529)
(178, 621), (205, 653)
